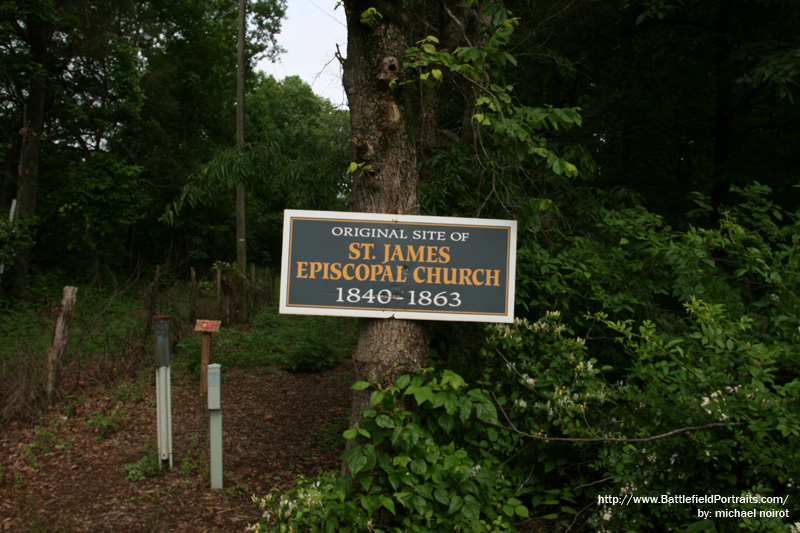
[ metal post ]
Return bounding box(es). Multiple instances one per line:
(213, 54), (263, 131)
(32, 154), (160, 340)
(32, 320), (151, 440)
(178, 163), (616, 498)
(154, 316), (173, 469)
(208, 363), (223, 489)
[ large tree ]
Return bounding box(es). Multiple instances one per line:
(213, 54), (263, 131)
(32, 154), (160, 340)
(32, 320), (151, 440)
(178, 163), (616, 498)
(340, 0), (431, 429)
(339, 0), (584, 425)
(1, 0), (287, 287)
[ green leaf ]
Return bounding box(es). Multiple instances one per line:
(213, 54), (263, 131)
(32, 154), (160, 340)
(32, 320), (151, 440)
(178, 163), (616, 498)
(393, 456), (412, 468)
(685, 520), (716, 531)
(462, 495), (480, 522)
(352, 381), (371, 391)
(443, 454), (461, 471)
(360, 474), (374, 492)
(413, 386), (435, 406)
(410, 458), (428, 475)
(459, 400), (473, 422)
(448, 494), (464, 515)
(370, 389), (385, 406)
(412, 494), (428, 514)
(347, 449), (368, 475)
(474, 400), (497, 424)
(438, 412), (455, 433)
(376, 414), (395, 428)
(380, 495), (396, 515)
(395, 374), (411, 389)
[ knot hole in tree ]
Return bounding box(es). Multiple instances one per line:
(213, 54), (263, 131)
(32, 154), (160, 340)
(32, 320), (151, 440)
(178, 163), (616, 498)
(378, 56), (400, 82)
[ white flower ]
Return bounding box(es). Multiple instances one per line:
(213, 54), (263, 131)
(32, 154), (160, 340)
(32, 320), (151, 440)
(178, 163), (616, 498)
(470, 464), (482, 478)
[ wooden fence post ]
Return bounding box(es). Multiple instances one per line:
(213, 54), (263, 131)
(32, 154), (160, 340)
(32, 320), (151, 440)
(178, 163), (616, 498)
(189, 267), (197, 324)
(46, 286), (78, 405)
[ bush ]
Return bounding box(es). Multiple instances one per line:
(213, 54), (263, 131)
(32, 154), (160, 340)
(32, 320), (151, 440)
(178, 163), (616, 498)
(283, 339), (338, 373)
(251, 370), (528, 532)
(250, 181), (800, 532)
(123, 448), (161, 482)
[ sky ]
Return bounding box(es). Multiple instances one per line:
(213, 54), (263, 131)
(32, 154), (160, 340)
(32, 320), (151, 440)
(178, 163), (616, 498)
(257, 0), (348, 108)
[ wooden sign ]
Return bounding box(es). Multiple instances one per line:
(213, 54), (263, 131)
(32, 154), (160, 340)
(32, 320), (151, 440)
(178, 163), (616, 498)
(194, 319), (220, 394)
(194, 319), (221, 333)
(279, 210), (517, 323)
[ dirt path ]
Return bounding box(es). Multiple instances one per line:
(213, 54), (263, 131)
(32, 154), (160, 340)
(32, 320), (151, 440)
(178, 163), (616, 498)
(1, 360), (353, 532)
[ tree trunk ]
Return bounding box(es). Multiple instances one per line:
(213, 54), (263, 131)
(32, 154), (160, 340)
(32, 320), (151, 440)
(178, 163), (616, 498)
(15, 14), (53, 287)
(342, 0), (429, 431)
(46, 286), (78, 405)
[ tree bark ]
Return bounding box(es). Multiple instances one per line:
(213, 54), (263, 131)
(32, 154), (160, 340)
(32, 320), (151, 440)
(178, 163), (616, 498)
(46, 286), (78, 405)
(14, 13), (53, 287)
(342, 0), (429, 430)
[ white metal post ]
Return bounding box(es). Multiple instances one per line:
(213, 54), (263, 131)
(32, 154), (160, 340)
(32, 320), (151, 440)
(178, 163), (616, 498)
(154, 317), (173, 469)
(208, 363), (223, 489)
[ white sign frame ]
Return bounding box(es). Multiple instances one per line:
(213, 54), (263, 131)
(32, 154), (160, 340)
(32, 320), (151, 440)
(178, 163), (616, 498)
(279, 210), (517, 323)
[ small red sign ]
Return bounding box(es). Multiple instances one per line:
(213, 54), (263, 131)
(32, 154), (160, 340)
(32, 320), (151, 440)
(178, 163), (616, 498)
(194, 319), (221, 333)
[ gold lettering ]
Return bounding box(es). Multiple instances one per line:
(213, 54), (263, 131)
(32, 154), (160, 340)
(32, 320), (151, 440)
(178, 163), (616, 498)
(309, 262), (323, 278)
(348, 242), (361, 259)
(355, 264), (370, 281)
(413, 266), (425, 283)
(427, 267), (441, 284)
(349, 242), (375, 260)
(396, 265), (408, 283)
(405, 246), (424, 262)
(370, 264), (383, 282)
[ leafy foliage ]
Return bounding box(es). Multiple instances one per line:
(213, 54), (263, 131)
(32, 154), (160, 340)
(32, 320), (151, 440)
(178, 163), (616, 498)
(252, 183), (800, 531)
(252, 370), (527, 532)
(0, 214), (35, 271)
(400, 4), (582, 179)
(123, 448), (162, 482)
(283, 339), (338, 374)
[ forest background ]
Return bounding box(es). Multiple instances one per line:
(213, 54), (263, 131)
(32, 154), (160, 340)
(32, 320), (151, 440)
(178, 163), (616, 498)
(2, 0), (800, 531)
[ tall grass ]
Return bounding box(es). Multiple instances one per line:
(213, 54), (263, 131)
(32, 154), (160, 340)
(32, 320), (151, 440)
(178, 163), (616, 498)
(0, 273), (357, 423)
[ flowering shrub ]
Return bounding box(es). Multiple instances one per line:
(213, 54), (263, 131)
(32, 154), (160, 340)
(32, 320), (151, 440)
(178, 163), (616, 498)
(250, 369), (531, 532)
(250, 182), (800, 531)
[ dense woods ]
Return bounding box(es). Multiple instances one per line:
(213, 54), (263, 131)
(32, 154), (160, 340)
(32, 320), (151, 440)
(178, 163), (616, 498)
(2, 0), (800, 531)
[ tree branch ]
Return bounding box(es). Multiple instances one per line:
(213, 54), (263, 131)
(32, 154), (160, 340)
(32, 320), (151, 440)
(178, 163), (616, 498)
(486, 391), (744, 443)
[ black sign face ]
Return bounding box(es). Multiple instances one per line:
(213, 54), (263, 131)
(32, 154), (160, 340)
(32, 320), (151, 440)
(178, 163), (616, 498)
(279, 210), (517, 322)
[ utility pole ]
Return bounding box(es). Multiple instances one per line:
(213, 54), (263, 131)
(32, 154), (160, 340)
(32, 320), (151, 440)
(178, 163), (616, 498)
(236, 0), (247, 276)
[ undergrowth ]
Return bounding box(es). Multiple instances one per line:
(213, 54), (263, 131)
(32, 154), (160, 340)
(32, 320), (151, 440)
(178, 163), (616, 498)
(1, 275), (356, 424)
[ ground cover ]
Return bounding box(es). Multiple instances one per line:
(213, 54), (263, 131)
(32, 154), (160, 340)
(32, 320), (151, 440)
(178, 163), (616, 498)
(1, 292), (357, 532)
(1, 356), (354, 531)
